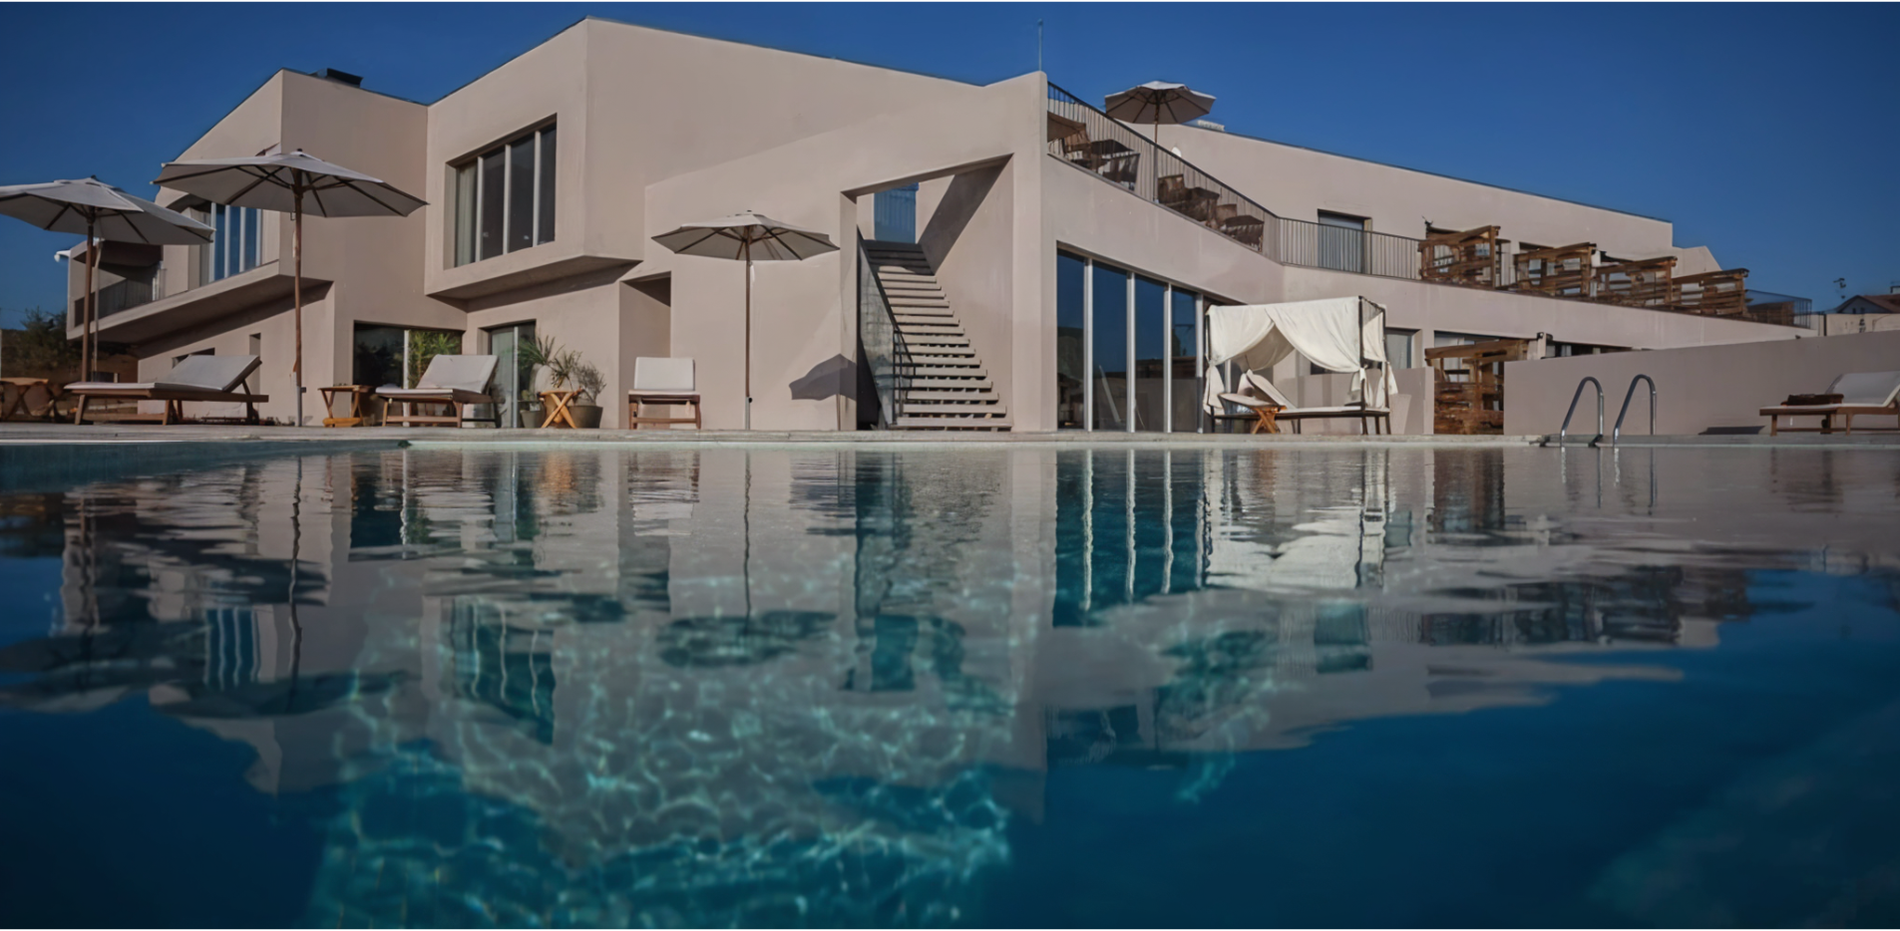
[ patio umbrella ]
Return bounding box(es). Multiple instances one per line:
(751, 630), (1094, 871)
(0, 177), (213, 378)
(652, 212), (839, 429)
(1104, 81), (1216, 149)
(152, 150), (426, 426)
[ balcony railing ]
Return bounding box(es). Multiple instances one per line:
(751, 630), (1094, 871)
(71, 278), (161, 325)
(1048, 81), (1805, 328)
(857, 236), (911, 427)
(1048, 82), (1426, 281)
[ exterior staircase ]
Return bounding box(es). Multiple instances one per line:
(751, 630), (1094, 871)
(862, 240), (1010, 430)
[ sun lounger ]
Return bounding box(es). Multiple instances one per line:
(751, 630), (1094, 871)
(377, 355), (500, 427)
(1759, 371), (1900, 435)
(67, 354), (267, 425)
(1217, 371), (1390, 435)
(626, 357), (701, 430)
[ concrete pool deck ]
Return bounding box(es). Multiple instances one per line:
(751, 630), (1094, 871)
(2, 423), (1899, 447)
(3, 423), (1895, 493)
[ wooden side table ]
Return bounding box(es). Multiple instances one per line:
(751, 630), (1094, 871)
(539, 389), (581, 428)
(320, 385), (373, 427)
(0, 377), (54, 422)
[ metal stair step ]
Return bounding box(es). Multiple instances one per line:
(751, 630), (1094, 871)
(908, 377), (991, 389)
(898, 404), (1008, 415)
(891, 417), (1012, 430)
(899, 365), (986, 378)
(904, 391), (1001, 403)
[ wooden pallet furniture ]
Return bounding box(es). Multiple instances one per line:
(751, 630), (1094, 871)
(1425, 338), (1536, 435)
(1419, 226), (1504, 288)
(1512, 243), (1595, 298)
(1674, 268), (1750, 317)
(1593, 256), (1677, 308)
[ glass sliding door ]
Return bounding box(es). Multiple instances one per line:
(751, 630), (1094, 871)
(1090, 263), (1130, 432)
(1056, 252), (1087, 429)
(352, 325), (404, 389)
(485, 322), (537, 428)
(1170, 288), (1200, 431)
(1318, 211), (1367, 273)
(1133, 277), (1167, 433)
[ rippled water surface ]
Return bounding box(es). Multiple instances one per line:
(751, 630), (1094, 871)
(2, 444), (1899, 927)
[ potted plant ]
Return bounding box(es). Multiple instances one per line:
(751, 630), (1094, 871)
(518, 334), (559, 427)
(569, 361), (605, 428)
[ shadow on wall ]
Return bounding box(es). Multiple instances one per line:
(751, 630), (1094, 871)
(790, 353), (856, 402)
(919, 163), (1004, 266)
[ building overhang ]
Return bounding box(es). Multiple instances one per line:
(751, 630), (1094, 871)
(426, 253), (640, 302)
(79, 262), (323, 344)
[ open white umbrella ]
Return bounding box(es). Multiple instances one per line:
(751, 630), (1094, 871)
(651, 212), (839, 429)
(152, 150), (426, 426)
(0, 177), (212, 378)
(1104, 81), (1216, 149)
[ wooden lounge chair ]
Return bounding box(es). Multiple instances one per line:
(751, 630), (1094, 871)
(377, 355), (500, 428)
(626, 357), (702, 430)
(1218, 371), (1390, 435)
(1759, 371), (1900, 435)
(67, 355), (268, 425)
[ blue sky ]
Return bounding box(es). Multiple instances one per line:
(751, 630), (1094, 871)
(2, 3), (1894, 325)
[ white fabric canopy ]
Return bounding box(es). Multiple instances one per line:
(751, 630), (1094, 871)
(1203, 297), (1397, 409)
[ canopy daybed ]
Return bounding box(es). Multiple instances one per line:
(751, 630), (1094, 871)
(1201, 296), (1397, 435)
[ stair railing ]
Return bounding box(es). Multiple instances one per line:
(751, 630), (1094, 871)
(857, 236), (912, 427)
(1610, 374), (1656, 444)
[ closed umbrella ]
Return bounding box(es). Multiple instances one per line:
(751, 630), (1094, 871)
(0, 177), (212, 378)
(1104, 81), (1216, 149)
(652, 212), (839, 429)
(153, 150), (426, 426)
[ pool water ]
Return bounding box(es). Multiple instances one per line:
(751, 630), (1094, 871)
(2, 444), (1898, 927)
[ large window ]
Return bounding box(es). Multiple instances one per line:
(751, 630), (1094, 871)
(353, 324), (463, 391)
(454, 124), (556, 266)
(485, 321), (538, 429)
(1170, 288), (1201, 432)
(1056, 252), (1087, 428)
(1056, 251), (1205, 433)
(192, 203), (262, 284)
(1091, 263), (1129, 432)
(1385, 328), (1416, 369)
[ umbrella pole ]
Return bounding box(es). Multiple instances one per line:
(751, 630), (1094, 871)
(744, 239), (752, 431)
(293, 189), (304, 427)
(83, 217), (96, 380)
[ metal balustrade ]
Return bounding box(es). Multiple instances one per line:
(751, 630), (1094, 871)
(1047, 81), (1806, 326)
(856, 237), (911, 427)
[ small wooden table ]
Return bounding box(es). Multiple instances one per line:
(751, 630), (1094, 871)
(0, 377), (54, 422)
(539, 389), (582, 428)
(319, 384), (374, 427)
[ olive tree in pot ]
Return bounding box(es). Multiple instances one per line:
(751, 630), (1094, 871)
(569, 360), (605, 428)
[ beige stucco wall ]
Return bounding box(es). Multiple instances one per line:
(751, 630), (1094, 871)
(1502, 329), (1900, 436)
(642, 74), (1043, 430)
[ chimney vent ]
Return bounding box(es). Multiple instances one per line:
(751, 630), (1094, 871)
(316, 68), (363, 87)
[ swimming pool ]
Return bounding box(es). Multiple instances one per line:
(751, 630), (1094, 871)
(1, 443), (1896, 927)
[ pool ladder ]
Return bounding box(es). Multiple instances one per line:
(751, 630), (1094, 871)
(1553, 374), (1656, 446)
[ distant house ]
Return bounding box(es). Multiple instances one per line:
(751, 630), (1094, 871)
(1829, 293), (1900, 316)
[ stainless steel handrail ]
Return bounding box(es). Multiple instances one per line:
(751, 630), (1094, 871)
(1557, 376), (1604, 446)
(1611, 374), (1656, 444)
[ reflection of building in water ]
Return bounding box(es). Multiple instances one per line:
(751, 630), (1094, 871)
(4, 445), (1882, 924)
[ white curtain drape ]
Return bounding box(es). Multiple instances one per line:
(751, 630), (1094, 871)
(1204, 297), (1397, 409)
